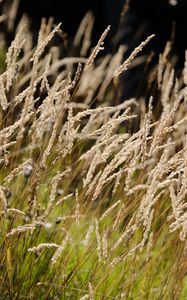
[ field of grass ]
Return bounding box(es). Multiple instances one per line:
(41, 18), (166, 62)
(1, 2), (187, 300)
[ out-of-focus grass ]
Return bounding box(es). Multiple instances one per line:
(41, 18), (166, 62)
(0, 48), (6, 71)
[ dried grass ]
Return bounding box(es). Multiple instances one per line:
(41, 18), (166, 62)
(0, 3), (187, 299)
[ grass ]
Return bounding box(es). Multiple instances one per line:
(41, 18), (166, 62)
(0, 2), (187, 299)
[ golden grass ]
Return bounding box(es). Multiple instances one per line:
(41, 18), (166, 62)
(0, 2), (187, 299)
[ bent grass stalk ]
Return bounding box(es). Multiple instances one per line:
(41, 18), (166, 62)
(0, 4), (187, 299)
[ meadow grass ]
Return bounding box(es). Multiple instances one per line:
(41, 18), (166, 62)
(0, 3), (187, 299)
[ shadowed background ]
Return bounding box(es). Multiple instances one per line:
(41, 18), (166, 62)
(2, 0), (187, 99)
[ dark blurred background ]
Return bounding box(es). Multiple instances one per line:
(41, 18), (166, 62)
(13, 0), (187, 55)
(1, 0), (187, 99)
(1, 0), (186, 58)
